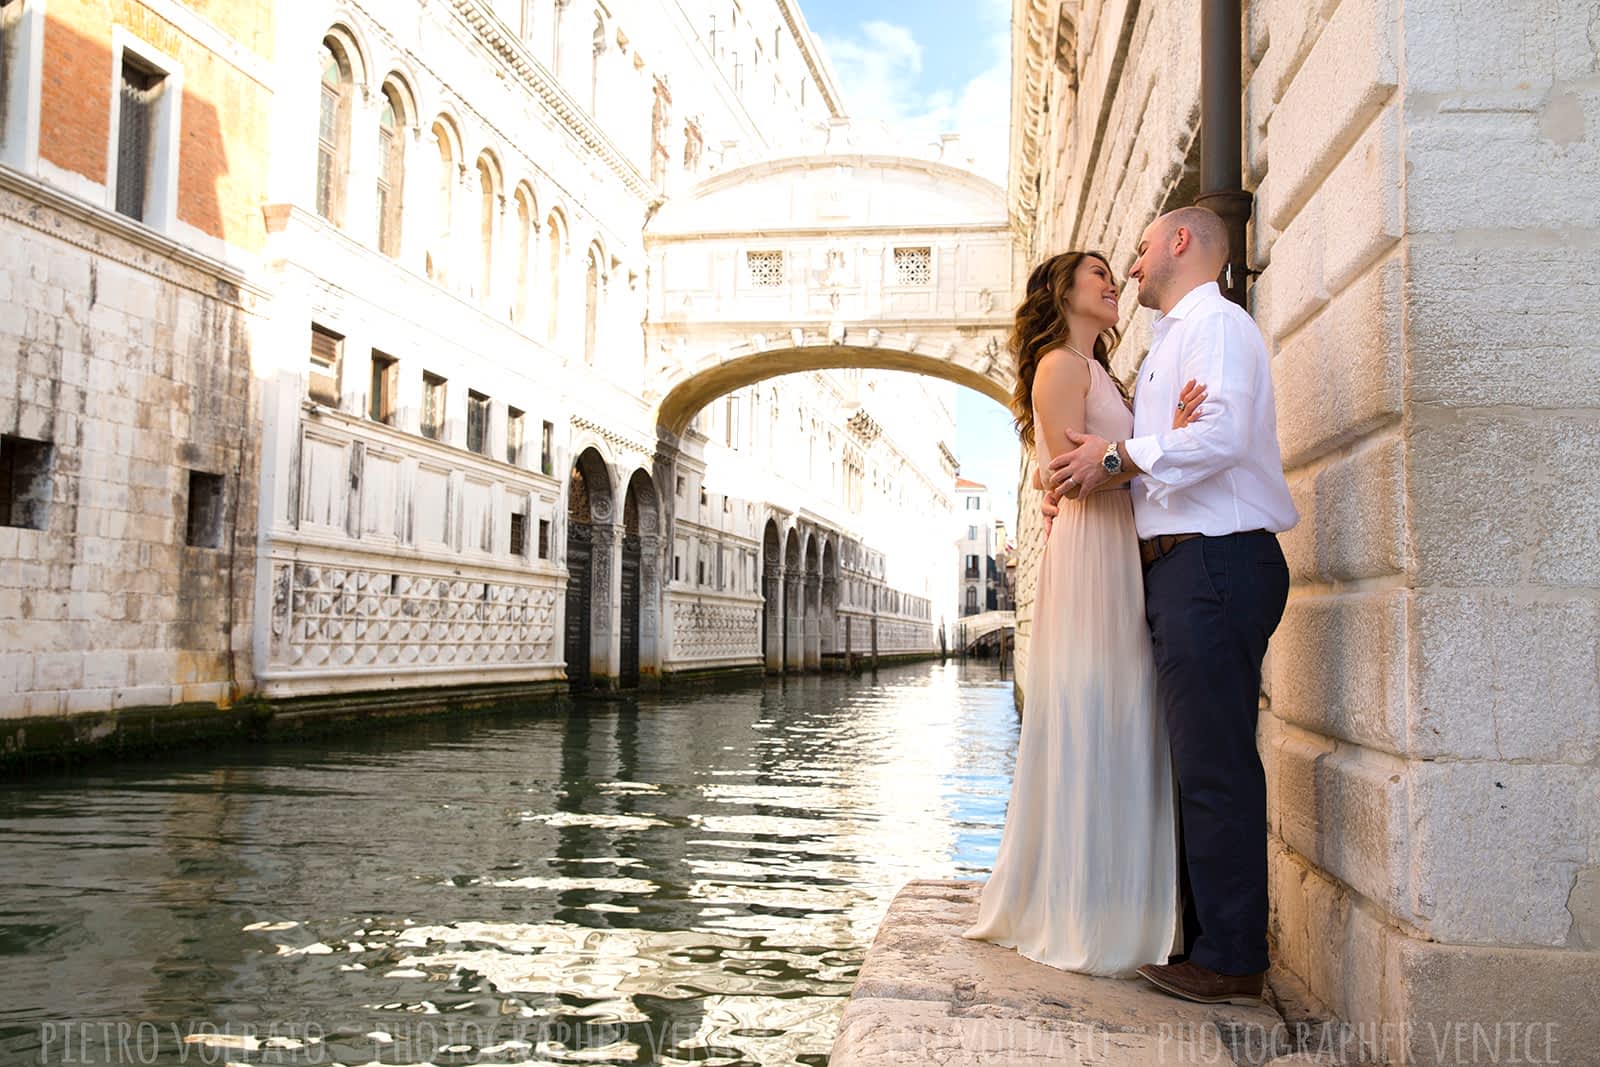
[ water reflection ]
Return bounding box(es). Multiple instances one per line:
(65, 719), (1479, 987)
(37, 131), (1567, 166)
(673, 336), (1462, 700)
(0, 661), (1017, 1065)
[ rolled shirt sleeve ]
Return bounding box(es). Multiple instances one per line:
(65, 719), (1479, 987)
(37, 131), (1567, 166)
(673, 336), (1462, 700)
(1123, 311), (1256, 507)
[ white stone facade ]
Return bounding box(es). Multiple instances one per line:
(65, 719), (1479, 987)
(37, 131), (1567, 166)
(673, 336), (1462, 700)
(1010, 0), (1600, 1055)
(251, 0), (995, 694)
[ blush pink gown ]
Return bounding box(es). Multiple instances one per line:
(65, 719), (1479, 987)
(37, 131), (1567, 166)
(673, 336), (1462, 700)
(962, 357), (1179, 977)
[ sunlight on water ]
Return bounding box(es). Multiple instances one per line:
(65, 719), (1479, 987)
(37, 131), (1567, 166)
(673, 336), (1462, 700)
(0, 661), (1018, 1066)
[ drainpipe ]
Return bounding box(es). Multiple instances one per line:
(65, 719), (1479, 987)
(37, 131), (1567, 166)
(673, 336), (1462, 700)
(1195, 0), (1252, 308)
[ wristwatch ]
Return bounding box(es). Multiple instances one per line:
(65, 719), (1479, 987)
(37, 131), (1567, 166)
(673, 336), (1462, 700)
(1102, 441), (1124, 476)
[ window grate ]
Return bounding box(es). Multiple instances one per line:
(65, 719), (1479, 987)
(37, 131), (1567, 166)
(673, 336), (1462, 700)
(894, 246), (932, 286)
(510, 512), (527, 557)
(116, 60), (162, 221)
(747, 250), (784, 288)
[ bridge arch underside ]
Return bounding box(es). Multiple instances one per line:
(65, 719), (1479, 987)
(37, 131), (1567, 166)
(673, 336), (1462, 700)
(655, 343), (1013, 437)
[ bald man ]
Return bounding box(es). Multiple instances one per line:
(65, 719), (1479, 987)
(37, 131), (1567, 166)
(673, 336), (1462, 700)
(1043, 206), (1297, 1004)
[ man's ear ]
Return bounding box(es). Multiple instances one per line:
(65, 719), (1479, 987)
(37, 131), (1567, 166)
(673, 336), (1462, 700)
(1171, 226), (1190, 257)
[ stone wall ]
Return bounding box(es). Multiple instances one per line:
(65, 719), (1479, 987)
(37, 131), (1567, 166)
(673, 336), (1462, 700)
(0, 171), (262, 727)
(1010, 0), (1600, 1057)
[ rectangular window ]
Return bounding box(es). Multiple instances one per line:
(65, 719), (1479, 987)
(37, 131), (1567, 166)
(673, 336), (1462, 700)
(696, 558), (705, 585)
(114, 55), (164, 221)
(0, 434), (51, 529)
(506, 407), (525, 466)
(421, 372), (447, 441)
(184, 470), (224, 548)
(466, 390), (490, 455)
(540, 420), (554, 476)
(537, 517), (551, 559)
(894, 246), (932, 286)
(746, 250), (784, 287)
(965, 554), (980, 579)
(967, 525), (978, 541)
(672, 553), (681, 581)
(369, 351), (398, 425)
(509, 510), (527, 556)
(308, 325), (342, 407)
(724, 394), (738, 448)
(966, 496), (980, 510)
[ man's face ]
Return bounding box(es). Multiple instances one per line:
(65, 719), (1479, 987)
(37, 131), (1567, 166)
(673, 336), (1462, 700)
(1130, 219), (1172, 310)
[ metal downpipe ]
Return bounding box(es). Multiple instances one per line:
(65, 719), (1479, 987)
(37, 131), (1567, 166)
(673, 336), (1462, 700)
(1195, 0), (1253, 308)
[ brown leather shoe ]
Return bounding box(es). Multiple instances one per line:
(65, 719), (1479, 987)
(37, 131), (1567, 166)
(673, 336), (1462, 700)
(1136, 961), (1265, 1006)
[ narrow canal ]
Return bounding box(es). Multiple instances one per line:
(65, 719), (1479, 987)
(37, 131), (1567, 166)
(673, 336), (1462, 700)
(0, 661), (1018, 1066)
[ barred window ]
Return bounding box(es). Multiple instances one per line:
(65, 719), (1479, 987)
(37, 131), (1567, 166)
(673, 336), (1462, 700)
(747, 250), (784, 288)
(115, 57), (163, 221)
(894, 246), (932, 286)
(509, 511), (527, 556)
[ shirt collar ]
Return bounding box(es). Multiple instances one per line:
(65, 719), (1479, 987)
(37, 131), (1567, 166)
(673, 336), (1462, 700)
(1151, 281), (1222, 333)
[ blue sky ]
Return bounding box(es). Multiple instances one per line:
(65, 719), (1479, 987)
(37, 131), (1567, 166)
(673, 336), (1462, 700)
(802, 0), (1021, 525)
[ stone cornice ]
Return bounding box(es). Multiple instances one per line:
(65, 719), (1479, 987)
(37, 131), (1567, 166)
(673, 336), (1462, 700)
(570, 415), (658, 462)
(0, 163), (269, 303)
(1008, 0), (1056, 245)
(449, 0), (651, 200)
(774, 0), (846, 119)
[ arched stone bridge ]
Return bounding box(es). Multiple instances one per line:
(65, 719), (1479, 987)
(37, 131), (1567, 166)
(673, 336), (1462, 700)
(643, 152), (1022, 436)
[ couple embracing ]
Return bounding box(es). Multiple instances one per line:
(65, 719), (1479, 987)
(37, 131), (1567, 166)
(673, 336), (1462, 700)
(963, 207), (1298, 1005)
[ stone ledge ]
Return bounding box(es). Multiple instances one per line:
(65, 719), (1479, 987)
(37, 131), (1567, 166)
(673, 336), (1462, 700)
(832, 880), (1296, 1065)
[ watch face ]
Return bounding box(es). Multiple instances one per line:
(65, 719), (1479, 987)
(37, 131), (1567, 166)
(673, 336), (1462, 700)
(1103, 450), (1121, 474)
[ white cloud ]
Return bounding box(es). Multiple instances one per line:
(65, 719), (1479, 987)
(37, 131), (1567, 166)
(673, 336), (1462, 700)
(820, 12), (1011, 185)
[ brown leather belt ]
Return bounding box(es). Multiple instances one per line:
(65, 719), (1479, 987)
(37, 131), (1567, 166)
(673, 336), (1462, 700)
(1139, 533), (1201, 568)
(1139, 529), (1271, 568)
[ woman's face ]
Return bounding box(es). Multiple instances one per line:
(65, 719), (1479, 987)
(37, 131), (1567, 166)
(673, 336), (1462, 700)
(1065, 255), (1120, 332)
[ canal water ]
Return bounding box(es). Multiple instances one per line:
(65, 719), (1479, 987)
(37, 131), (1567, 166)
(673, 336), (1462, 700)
(0, 661), (1019, 1066)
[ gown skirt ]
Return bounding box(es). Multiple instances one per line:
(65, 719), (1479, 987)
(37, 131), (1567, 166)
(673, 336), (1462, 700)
(961, 485), (1179, 978)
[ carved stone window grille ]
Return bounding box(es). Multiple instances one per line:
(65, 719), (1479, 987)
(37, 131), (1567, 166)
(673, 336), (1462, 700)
(747, 250), (784, 288)
(894, 246), (932, 286)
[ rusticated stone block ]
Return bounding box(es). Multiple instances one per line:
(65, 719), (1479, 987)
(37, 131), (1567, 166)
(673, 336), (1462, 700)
(1407, 412), (1600, 589)
(1406, 761), (1600, 946)
(1270, 592), (1408, 753)
(1407, 591), (1599, 763)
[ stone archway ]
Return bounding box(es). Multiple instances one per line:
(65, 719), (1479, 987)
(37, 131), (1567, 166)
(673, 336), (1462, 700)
(643, 153), (1021, 436)
(565, 446), (616, 690)
(621, 469), (662, 688)
(762, 519), (783, 674)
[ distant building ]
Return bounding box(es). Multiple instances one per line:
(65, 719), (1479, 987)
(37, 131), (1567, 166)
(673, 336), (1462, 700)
(955, 478), (1008, 616)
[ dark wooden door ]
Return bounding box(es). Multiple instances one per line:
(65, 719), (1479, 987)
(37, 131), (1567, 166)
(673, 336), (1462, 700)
(565, 522), (592, 689)
(620, 534), (640, 688)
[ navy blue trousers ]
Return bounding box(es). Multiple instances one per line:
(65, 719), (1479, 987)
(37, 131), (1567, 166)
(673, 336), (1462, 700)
(1144, 530), (1289, 976)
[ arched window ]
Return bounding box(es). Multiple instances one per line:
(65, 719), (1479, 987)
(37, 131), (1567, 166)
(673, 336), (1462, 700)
(513, 185), (535, 324)
(583, 243), (601, 364)
(316, 39), (353, 224)
(545, 211), (563, 342)
(427, 120), (455, 283)
(476, 154), (500, 303)
(376, 83), (405, 257)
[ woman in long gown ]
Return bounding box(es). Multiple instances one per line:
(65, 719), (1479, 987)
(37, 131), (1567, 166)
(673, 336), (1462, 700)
(962, 251), (1202, 978)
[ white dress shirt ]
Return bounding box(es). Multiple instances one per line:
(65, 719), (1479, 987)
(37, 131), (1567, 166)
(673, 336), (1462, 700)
(1123, 282), (1299, 539)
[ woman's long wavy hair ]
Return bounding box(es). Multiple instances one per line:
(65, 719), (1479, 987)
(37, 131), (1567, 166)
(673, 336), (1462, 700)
(1010, 251), (1125, 450)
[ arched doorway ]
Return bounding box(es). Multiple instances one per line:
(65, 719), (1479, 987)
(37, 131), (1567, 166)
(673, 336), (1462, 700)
(783, 528), (802, 672)
(565, 447), (614, 690)
(821, 539), (839, 669)
(620, 470), (660, 689)
(803, 533), (821, 671)
(762, 519), (782, 674)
